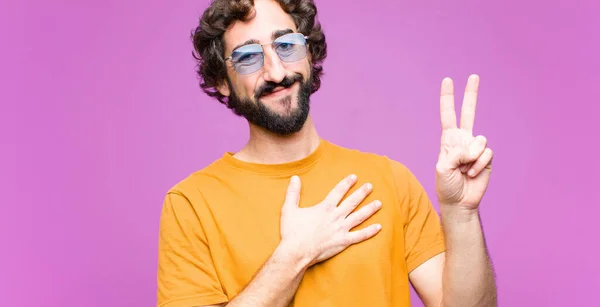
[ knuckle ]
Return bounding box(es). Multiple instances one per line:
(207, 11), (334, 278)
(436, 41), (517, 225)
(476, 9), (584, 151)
(352, 215), (363, 225)
(336, 185), (350, 195)
(337, 234), (350, 245)
(326, 202), (337, 212)
(344, 236), (355, 246)
(366, 227), (376, 237)
(349, 197), (361, 208)
(340, 175), (356, 189)
(333, 184), (345, 194)
(357, 211), (369, 223)
(355, 232), (366, 242)
(318, 201), (330, 210)
(369, 225), (380, 235)
(370, 203), (380, 213)
(322, 202), (333, 212)
(360, 232), (371, 241)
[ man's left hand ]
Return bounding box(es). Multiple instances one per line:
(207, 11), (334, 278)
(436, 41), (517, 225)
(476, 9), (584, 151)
(435, 74), (494, 212)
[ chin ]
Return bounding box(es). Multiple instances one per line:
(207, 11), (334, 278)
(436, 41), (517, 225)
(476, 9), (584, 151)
(260, 91), (299, 113)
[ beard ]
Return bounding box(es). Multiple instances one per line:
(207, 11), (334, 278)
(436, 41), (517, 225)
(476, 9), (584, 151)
(226, 72), (312, 135)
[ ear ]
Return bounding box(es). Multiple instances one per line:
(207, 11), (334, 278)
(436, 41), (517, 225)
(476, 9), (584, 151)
(216, 80), (231, 97)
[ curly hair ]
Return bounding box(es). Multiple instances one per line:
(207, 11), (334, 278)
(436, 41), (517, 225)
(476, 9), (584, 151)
(191, 0), (327, 108)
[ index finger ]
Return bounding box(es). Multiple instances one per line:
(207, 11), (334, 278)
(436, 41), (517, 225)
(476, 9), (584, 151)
(440, 77), (457, 130)
(282, 175), (302, 211)
(322, 174), (358, 206)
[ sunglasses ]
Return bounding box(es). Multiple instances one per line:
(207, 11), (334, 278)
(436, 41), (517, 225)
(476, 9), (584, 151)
(225, 33), (309, 75)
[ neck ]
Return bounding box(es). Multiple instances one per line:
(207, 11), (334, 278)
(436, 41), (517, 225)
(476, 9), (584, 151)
(233, 115), (321, 164)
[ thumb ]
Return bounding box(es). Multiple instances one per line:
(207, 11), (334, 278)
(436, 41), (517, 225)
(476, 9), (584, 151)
(283, 175), (301, 211)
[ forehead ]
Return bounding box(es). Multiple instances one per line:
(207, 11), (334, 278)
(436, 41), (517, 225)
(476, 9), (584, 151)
(223, 0), (298, 53)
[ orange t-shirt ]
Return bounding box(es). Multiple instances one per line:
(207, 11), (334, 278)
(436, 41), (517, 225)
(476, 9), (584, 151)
(157, 139), (445, 307)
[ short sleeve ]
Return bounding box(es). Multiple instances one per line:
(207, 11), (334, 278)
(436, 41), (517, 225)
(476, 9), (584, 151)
(390, 160), (446, 273)
(157, 191), (229, 307)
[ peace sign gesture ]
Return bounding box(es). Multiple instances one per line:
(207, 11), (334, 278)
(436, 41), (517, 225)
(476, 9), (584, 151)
(435, 74), (494, 211)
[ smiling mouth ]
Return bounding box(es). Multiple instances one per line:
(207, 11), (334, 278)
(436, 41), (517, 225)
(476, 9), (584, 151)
(260, 83), (297, 99)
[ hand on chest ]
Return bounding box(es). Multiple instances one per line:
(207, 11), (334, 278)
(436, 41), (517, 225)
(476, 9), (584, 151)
(210, 174), (401, 281)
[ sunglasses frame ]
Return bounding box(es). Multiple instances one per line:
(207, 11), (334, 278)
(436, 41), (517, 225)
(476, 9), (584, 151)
(224, 33), (309, 75)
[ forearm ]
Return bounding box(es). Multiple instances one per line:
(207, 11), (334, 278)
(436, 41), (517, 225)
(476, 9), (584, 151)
(440, 206), (497, 307)
(225, 243), (310, 307)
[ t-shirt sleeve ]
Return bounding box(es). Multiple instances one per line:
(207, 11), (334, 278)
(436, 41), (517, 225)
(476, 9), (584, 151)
(157, 191), (229, 307)
(390, 160), (446, 273)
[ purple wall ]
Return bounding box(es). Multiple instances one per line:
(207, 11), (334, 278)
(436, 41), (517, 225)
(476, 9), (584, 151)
(2, 0), (599, 306)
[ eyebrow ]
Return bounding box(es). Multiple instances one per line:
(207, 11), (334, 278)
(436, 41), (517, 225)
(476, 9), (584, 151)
(231, 38), (261, 54)
(230, 28), (295, 53)
(272, 28), (294, 40)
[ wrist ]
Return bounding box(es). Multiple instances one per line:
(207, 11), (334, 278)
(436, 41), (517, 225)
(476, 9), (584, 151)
(274, 241), (313, 271)
(440, 204), (480, 224)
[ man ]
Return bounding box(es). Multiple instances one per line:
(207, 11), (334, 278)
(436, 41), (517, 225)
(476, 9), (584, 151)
(157, 0), (497, 306)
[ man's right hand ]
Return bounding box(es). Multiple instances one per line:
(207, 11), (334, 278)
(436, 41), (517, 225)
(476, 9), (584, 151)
(196, 174), (382, 307)
(279, 174), (383, 267)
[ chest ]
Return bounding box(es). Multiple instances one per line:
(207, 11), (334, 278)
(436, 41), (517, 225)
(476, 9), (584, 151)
(201, 171), (407, 295)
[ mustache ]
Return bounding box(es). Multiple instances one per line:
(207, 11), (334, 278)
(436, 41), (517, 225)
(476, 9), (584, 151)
(255, 73), (304, 99)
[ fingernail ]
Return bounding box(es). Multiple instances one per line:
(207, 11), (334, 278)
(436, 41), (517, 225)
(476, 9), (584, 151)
(376, 224), (382, 230)
(365, 183), (372, 190)
(291, 175), (299, 182)
(375, 200), (382, 208)
(468, 169), (476, 177)
(350, 174), (357, 181)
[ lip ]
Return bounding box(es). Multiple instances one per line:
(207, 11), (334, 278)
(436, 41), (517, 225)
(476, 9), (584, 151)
(271, 86), (287, 93)
(262, 84), (295, 98)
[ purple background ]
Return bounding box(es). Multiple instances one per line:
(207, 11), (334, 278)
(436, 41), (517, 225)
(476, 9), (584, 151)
(2, 0), (599, 306)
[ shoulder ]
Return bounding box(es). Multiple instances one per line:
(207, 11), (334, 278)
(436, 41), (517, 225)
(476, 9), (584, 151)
(325, 141), (423, 201)
(165, 158), (227, 199)
(158, 159), (233, 225)
(326, 140), (412, 177)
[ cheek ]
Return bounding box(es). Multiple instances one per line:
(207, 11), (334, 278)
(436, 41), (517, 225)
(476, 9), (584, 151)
(231, 76), (258, 99)
(244, 79), (259, 98)
(302, 58), (312, 77)
(286, 59), (311, 78)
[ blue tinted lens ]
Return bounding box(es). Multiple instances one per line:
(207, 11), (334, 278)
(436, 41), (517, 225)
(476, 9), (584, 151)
(274, 33), (307, 62)
(231, 44), (264, 75)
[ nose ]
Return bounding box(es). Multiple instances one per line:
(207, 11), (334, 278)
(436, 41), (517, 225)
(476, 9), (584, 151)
(261, 47), (286, 83)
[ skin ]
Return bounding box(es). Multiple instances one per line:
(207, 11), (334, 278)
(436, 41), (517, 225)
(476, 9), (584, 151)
(200, 0), (498, 306)
(410, 75), (498, 307)
(217, 0), (319, 166)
